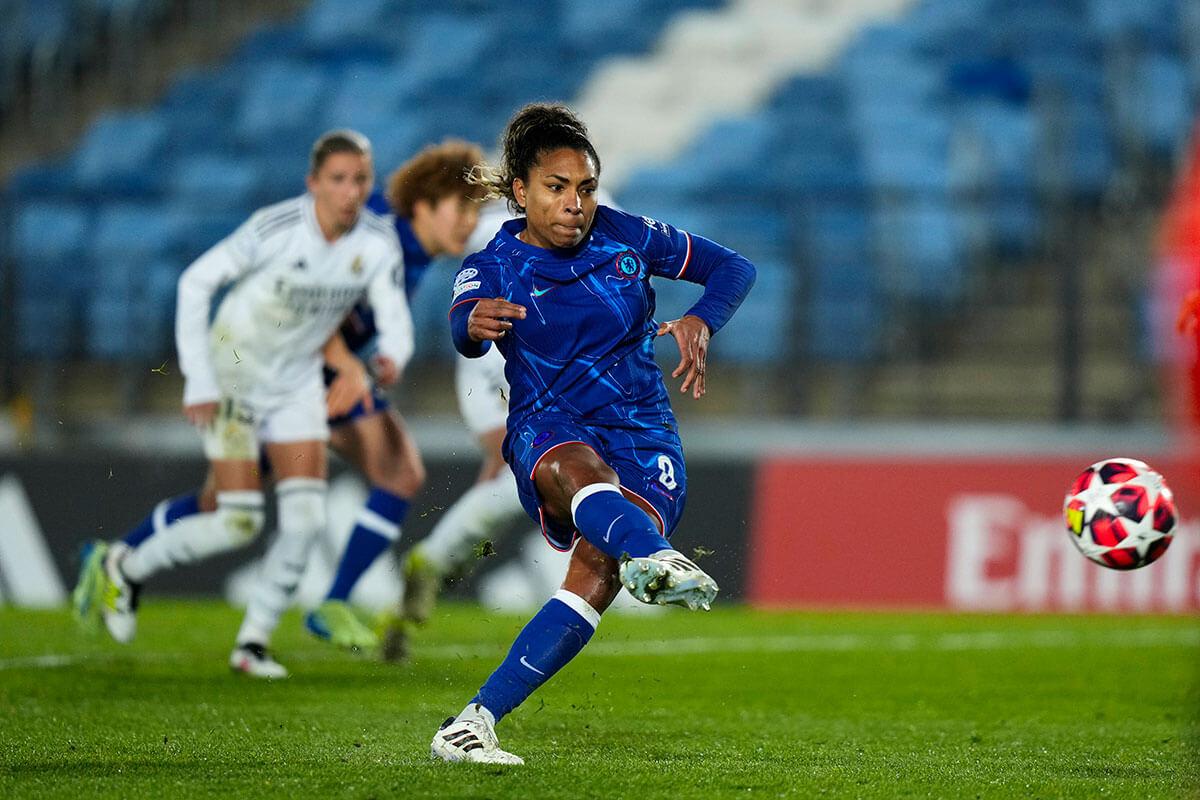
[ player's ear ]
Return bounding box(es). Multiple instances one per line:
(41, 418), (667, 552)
(512, 177), (527, 208)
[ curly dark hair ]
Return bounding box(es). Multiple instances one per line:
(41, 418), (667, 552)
(468, 103), (601, 214)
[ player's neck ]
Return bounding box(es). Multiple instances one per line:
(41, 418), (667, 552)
(409, 219), (442, 258)
(314, 206), (355, 243)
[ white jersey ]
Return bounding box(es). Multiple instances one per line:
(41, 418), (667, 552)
(176, 194), (414, 409)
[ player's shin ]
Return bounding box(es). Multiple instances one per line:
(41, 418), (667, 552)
(570, 483), (670, 561)
(120, 491), (265, 583)
(235, 478), (326, 647)
(325, 487), (409, 601)
(471, 589), (600, 722)
(121, 492), (202, 549)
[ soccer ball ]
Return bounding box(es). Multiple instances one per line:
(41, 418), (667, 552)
(1063, 458), (1177, 570)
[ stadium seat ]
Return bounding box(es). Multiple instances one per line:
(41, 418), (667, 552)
(708, 260), (790, 364)
(300, 0), (401, 58)
(74, 111), (170, 196)
(232, 60), (334, 145)
(1119, 53), (1192, 156)
(16, 294), (75, 358)
(808, 295), (883, 362)
(160, 68), (239, 151)
(92, 204), (184, 264)
(168, 153), (260, 213)
(798, 204), (874, 263)
(12, 201), (90, 263)
(874, 199), (965, 306)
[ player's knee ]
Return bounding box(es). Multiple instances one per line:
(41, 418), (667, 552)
(366, 451), (424, 497)
(276, 477), (327, 539)
(216, 491), (266, 546)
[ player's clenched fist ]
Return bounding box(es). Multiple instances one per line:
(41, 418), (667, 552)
(468, 297), (527, 342)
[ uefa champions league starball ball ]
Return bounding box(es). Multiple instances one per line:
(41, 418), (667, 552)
(1063, 458), (1178, 570)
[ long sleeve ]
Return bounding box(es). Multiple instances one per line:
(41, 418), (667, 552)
(367, 255), (415, 373)
(176, 242), (242, 406)
(450, 297), (490, 358)
(675, 233), (756, 335)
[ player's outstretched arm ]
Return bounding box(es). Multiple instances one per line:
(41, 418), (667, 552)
(657, 315), (710, 399)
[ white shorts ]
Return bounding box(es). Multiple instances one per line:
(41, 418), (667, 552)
(455, 346), (508, 437)
(202, 392), (329, 461)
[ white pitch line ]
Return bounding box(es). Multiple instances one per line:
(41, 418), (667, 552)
(417, 627), (1200, 660)
(2, 628), (1196, 672)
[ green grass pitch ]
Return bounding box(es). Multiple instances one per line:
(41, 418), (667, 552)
(1, 601), (1197, 799)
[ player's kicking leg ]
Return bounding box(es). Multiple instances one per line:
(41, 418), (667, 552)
(432, 443), (717, 763)
(431, 541), (612, 765)
(304, 409), (422, 651)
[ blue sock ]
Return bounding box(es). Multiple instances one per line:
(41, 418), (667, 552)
(473, 590), (599, 722)
(121, 492), (201, 548)
(570, 484), (670, 561)
(326, 487), (410, 601)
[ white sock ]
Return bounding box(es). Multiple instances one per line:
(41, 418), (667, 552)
(236, 478), (326, 646)
(419, 471), (525, 572)
(122, 491), (265, 583)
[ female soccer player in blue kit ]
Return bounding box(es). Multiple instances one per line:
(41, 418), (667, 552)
(431, 104), (756, 764)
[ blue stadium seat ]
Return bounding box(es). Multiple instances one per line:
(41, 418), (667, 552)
(168, 153), (260, 213)
(952, 101), (1038, 193)
(16, 295), (75, 358)
(707, 260), (790, 364)
(233, 60), (334, 145)
(92, 204), (184, 263)
(799, 204), (873, 262)
(74, 111), (170, 196)
(231, 24), (307, 66)
(300, 0), (401, 57)
(857, 113), (952, 193)
(4, 159), (80, 200)
(167, 206), (246, 262)
(875, 199), (965, 306)
(1122, 53), (1192, 155)
(85, 291), (163, 358)
(11, 198), (90, 358)
(160, 68), (240, 151)
(1088, 0), (1181, 48)
(808, 296), (883, 362)
(12, 200), (90, 264)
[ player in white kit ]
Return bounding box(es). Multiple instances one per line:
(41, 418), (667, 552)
(73, 130), (413, 677)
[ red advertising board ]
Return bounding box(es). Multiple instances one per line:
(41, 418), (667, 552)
(748, 456), (1200, 612)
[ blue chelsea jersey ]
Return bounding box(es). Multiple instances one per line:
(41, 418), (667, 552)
(451, 205), (697, 434)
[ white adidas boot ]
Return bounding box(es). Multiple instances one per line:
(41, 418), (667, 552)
(431, 704), (524, 765)
(619, 549), (718, 610)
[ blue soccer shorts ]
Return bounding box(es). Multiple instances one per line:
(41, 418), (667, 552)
(506, 413), (688, 551)
(326, 389), (390, 428)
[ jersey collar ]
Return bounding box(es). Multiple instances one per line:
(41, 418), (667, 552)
(498, 216), (594, 262)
